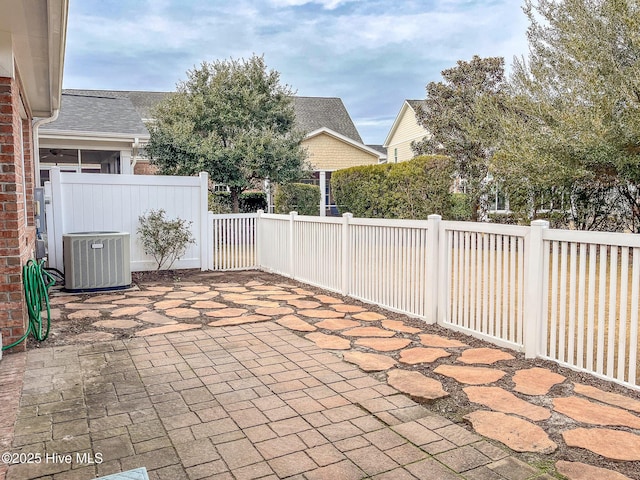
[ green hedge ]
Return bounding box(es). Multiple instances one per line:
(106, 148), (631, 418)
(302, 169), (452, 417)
(208, 191), (267, 213)
(274, 183), (320, 216)
(331, 155), (455, 219)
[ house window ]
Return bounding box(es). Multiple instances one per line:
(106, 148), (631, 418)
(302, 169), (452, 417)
(394, 148), (398, 163)
(39, 149), (121, 185)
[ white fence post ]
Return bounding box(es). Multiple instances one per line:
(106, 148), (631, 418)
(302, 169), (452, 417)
(524, 219), (549, 358)
(256, 210), (263, 267)
(207, 211), (214, 271)
(289, 211), (298, 279)
(341, 213), (353, 295)
(199, 172), (209, 271)
(426, 214), (441, 324)
(50, 166), (64, 270)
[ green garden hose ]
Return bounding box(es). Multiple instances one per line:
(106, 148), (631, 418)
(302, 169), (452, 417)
(2, 259), (56, 351)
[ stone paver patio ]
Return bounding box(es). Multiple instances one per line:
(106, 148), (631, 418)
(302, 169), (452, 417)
(0, 270), (639, 479)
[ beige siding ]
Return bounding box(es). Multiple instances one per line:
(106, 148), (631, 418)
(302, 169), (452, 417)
(304, 133), (379, 171)
(386, 106), (429, 163)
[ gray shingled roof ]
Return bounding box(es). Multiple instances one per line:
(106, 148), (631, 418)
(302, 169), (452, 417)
(293, 97), (362, 143)
(49, 90), (364, 143)
(41, 93), (150, 136)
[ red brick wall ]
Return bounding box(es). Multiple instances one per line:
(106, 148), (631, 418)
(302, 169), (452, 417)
(0, 74), (36, 352)
(133, 160), (158, 175)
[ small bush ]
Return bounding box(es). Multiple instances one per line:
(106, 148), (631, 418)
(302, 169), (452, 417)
(274, 183), (320, 216)
(137, 209), (195, 270)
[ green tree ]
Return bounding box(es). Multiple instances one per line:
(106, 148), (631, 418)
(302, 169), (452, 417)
(146, 55), (308, 212)
(413, 56), (506, 221)
(494, 0), (640, 231)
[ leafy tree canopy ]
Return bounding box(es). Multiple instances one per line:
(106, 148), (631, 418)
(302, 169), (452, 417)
(413, 55), (506, 221)
(146, 55), (309, 212)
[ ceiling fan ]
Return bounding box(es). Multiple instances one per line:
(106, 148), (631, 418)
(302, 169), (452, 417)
(40, 149), (75, 161)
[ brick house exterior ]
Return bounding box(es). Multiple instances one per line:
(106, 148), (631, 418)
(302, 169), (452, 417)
(0, 1), (68, 352)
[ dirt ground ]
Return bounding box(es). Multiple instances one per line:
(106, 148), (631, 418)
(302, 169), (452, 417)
(30, 269), (640, 479)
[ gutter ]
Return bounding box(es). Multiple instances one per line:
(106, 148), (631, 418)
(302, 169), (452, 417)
(33, 109), (60, 186)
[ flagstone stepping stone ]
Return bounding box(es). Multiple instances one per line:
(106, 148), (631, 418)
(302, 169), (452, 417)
(343, 326), (396, 338)
(355, 338), (412, 351)
(92, 319), (140, 329)
(147, 286), (173, 292)
(125, 290), (164, 297)
(186, 292), (220, 300)
(299, 309), (345, 319)
(465, 411), (557, 453)
(135, 323), (201, 337)
(331, 304), (366, 313)
(457, 348), (515, 365)
(352, 312), (386, 321)
(154, 299), (187, 310)
(344, 351), (397, 372)
(212, 282), (240, 287)
(67, 309), (103, 320)
(288, 299), (322, 309)
(50, 308), (61, 320)
(434, 365), (506, 384)
(269, 294), (303, 301)
(305, 332), (351, 350)
(165, 291), (194, 299)
(419, 333), (467, 348)
(180, 285), (211, 293)
(562, 428), (640, 461)
(71, 332), (115, 342)
(223, 293), (258, 301)
(65, 303), (115, 310)
(294, 288), (315, 295)
(205, 308), (248, 318)
(314, 294), (343, 304)
(553, 397), (640, 428)
(245, 281), (264, 286)
(573, 384), (640, 414)
(49, 295), (80, 305)
(111, 306), (148, 317)
(276, 315), (316, 332)
(191, 301), (226, 309)
(164, 308), (201, 319)
(113, 298), (154, 305)
(381, 320), (422, 334)
(316, 319), (360, 330)
(235, 299), (280, 308)
(255, 306), (295, 316)
(208, 314), (271, 327)
(251, 285), (284, 291)
(252, 290), (289, 296)
(399, 347), (450, 365)
(387, 369), (448, 401)
(511, 367), (566, 396)
(463, 386), (551, 421)
(137, 311), (177, 325)
(84, 294), (127, 303)
(555, 460), (632, 480)
(218, 286), (249, 292)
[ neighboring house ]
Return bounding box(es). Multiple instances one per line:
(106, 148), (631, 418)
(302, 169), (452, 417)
(0, 0), (68, 351)
(383, 100), (429, 164)
(38, 92), (150, 183)
(39, 91), (383, 215)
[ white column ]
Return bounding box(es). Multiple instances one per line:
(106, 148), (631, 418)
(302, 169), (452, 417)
(426, 214), (442, 324)
(524, 219), (550, 358)
(319, 171), (327, 217)
(120, 150), (132, 174)
(0, 32), (14, 78)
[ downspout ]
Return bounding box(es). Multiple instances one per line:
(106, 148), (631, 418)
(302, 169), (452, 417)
(33, 109), (60, 187)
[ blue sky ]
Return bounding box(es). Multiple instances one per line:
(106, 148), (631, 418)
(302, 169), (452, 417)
(63, 0), (529, 144)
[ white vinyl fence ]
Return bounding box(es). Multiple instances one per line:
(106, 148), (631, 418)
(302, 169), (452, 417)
(45, 168), (209, 272)
(211, 211), (640, 390)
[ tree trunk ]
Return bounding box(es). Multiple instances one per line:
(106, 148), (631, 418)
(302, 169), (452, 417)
(231, 188), (241, 213)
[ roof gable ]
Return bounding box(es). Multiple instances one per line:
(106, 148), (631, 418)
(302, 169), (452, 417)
(383, 99), (427, 147)
(293, 97), (363, 143)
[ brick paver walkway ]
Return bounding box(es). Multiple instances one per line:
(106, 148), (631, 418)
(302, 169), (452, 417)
(0, 271), (638, 479)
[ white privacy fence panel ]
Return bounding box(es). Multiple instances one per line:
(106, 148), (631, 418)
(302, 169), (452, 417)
(349, 218), (433, 318)
(438, 222), (529, 351)
(257, 214), (292, 276)
(292, 215), (343, 292)
(209, 213), (258, 270)
(540, 229), (640, 387)
(46, 168), (209, 272)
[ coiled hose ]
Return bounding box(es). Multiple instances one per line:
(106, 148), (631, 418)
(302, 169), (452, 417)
(2, 259), (56, 351)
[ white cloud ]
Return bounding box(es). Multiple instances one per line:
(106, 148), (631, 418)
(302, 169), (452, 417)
(269, 0), (359, 9)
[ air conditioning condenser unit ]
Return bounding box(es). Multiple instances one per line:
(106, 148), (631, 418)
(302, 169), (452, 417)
(63, 232), (131, 292)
